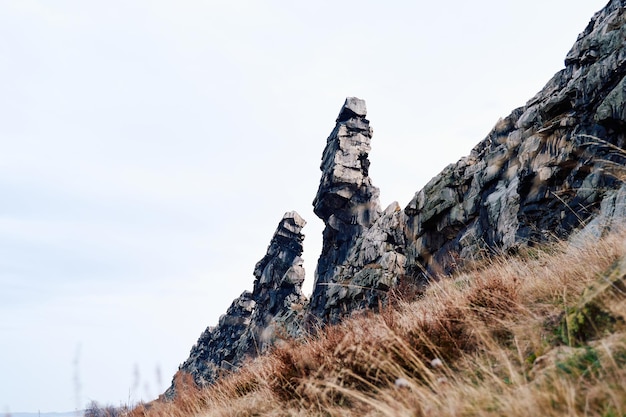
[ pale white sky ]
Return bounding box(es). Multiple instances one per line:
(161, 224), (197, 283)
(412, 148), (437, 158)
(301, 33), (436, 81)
(0, 0), (608, 412)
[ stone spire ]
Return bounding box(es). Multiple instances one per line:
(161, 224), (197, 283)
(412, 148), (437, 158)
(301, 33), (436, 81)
(308, 97), (382, 321)
(243, 210), (307, 351)
(166, 211), (307, 396)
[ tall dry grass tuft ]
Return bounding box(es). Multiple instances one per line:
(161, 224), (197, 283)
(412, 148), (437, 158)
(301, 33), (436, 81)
(126, 231), (626, 416)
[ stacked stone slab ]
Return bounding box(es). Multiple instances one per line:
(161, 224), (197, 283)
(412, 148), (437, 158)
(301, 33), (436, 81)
(307, 97), (384, 323)
(306, 0), (626, 324)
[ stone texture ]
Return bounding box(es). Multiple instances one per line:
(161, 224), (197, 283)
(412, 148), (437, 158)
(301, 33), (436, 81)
(308, 0), (626, 323)
(165, 211), (307, 397)
(312, 202), (409, 323)
(308, 97), (382, 323)
(401, 0), (626, 277)
(573, 182), (626, 242)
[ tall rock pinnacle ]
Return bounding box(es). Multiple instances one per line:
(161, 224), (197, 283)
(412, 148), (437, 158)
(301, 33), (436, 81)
(309, 97), (382, 322)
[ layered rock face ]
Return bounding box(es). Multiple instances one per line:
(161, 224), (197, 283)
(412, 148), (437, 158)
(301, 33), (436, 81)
(165, 212), (307, 396)
(402, 0), (626, 275)
(307, 0), (626, 323)
(308, 98), (383, 323)
(310, 200), (409, 324)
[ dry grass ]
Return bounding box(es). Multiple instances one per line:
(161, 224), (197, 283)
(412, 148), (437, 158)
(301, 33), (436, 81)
(123, 231), (626, 417)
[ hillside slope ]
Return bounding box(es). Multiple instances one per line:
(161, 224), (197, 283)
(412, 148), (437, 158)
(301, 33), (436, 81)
(131, 229), (626, 416)
(309, 0), (626, 323)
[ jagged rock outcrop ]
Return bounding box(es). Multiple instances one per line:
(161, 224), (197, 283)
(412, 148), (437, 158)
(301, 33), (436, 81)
(400, 0), (626, 275)
(165, 211), (307, 396)
(308, 0), (626, 323)
(167, 0), (626, 398)
(308, 97), (383, 323)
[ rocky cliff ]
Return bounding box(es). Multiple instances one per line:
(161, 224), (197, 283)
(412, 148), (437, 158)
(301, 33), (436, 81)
(308, 0), (626, 324)
(168, 0), (626, 396)
(402, 0), (626, 267)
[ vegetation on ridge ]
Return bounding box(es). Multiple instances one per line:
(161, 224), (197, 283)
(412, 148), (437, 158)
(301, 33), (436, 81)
(93, 230), (626, 416)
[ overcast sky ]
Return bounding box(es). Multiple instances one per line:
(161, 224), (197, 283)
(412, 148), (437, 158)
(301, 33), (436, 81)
(0, 0), (609, 413)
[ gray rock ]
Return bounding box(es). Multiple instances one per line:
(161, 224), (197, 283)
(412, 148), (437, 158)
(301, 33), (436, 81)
(308, 97), (382, 323)
(337, 97), (367, 121)
(573, 183), (626, 241)
(165, 211), (307, 397)
(309, 0), (626, 323)
(401, 0), (626, 276)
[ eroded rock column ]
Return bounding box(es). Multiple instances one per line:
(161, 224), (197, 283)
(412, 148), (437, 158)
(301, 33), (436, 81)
(308, 97), (382, 322)
(166, 211), (307, 396)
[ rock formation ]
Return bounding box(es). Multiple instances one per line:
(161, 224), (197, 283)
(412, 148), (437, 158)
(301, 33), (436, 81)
(168, 0), (626, 398)
(308, 97), (383, 323)
(401, 0), (626, 276)
(308, 0), (626, 323)
(165, 211), (307, 396)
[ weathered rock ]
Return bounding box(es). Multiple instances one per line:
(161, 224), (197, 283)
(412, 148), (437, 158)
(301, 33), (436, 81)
(165, 291), (255, 393)
(237, 211), (308, 353)
(165, 211), (307, 396)
(308, 97), (382, 323)
(309, 0), (626, 323)
(574, 183), (626, 241)
(402, 0), (626, 276)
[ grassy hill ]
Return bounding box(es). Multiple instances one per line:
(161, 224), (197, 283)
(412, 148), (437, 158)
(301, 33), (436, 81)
(107, 229), (626, 417)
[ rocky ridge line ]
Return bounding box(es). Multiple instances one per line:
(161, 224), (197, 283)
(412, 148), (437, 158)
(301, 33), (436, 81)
(167, 0), (626, 397)
(401, 0), (626, 273)
(312, 0), (626, 321)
